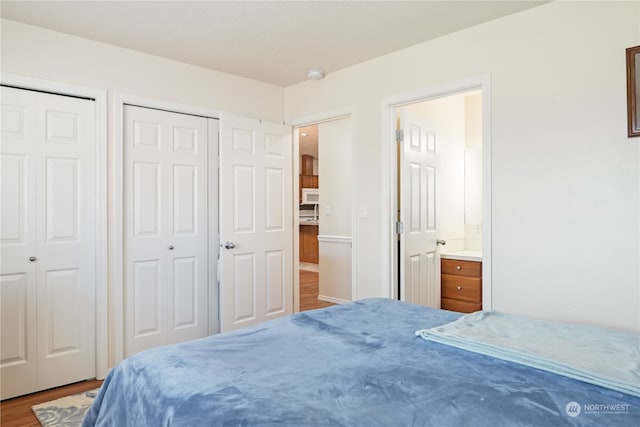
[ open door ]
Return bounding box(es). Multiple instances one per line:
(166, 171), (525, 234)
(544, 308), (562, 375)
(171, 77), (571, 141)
(398, 108), (441, 307)
(219, 114), (293, 331)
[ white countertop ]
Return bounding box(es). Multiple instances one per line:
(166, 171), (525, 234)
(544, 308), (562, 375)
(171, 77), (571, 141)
(440, 250), (482, 262)
(299, 219), (319, 226)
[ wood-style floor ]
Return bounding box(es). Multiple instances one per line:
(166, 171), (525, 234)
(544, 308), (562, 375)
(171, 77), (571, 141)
(299, 269), (335, 311)
(0, 379), (103, 427)
(1, 270), (332, 426)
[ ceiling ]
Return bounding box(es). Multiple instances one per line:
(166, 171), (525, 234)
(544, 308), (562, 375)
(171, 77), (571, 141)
(1, 1), (547, 87)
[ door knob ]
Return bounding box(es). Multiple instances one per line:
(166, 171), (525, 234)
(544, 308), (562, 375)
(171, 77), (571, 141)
(224, 241), (236, 250)
(29, 256), (37, 262)
(168, 245), (174, 250)
(436, 239), (446, 246)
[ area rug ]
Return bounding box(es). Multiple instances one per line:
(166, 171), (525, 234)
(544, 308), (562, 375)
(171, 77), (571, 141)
(32, 388), (99, 427)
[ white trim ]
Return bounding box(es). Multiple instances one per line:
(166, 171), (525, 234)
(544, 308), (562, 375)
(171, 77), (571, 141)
(111, 93), (222, 364)
(317, 235), (352, 244)
(380, 74), (493, 309)
(0, 72), (109, 379)
(318, 295), (350, 305)
(207, 119), (220, 335)
(289, 109), (358, 304)
(292, 131), (301, 313)
(287, 108), (353, 128)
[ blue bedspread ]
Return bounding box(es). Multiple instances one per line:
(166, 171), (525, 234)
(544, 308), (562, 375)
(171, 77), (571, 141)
(84, 299), (640, 426)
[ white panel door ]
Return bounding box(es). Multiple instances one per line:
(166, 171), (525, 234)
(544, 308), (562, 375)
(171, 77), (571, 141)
(399, 108), (440, 308)
(0, 86), (96, 399)
(124, 105), (210, 356)
(1, 87), (38, 399)
(220, 114), (292, 332)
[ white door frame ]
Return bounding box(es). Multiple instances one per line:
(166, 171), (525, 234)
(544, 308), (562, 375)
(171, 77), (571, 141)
(0, 72), (109, 379)
(380, 75), (493, 309)
(111, 94), (220, 365)
(287, 108), (357, 311)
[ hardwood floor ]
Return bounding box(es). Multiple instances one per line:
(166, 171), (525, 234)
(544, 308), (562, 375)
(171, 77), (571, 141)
(2, 271), (329, 426)
(299, 269), (335, 311)
(0, 379), (103, 427)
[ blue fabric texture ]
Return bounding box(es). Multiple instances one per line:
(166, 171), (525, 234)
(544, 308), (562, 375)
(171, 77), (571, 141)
(416, 310), (640, 397)
(83, 299), (640, 426)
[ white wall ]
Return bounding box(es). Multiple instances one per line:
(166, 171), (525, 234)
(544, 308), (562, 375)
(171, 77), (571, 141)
(285, 1), (640, 332)
(318, 118), (352, 237)
(318, 118), (352, 302)
(4, 3), (638, 333)
(0, 19), (284, 122)
(464, 93), (483, 246)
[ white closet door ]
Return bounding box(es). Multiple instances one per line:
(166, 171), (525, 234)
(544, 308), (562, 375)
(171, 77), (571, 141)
(1, 86), (96, 399)
(1, 87), (39, 399)
(219, 115), (293, 332)
(124, 105), (208, 357)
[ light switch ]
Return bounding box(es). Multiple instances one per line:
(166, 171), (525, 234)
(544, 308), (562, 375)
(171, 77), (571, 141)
(359, 203), (368, 218)
(325, 205), (331, 216)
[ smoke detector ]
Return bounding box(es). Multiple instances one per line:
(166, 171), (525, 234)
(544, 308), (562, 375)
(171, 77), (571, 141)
(307, 68), (325, 80)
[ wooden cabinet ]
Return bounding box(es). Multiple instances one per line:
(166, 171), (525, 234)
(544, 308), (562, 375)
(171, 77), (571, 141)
(441, 259), (482, 313)
(301, 155), (314, 175)
(301, 175), (318, 188)
(300, 225), (319, 263)
(300, 154), (318, 189)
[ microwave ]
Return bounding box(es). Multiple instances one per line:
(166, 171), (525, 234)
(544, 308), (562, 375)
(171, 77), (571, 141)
(301, 188), (319, 204)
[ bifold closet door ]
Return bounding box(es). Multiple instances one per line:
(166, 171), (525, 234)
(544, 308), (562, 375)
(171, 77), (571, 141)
(124, 105), (209, 357)
(0, 86), (96, 399)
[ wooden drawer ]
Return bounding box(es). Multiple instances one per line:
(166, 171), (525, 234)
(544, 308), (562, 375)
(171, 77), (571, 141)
(441, 275), (481, 303)
(441, 259), (482, 278)
(441, 298), (482, 314)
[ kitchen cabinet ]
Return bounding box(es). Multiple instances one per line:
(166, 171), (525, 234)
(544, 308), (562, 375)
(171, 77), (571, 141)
(441, 259), (482, 313)
(301, 175), (319, 188)
(300, 154), (319, 189)
(302, 154), (314, 175)
(300, 224), (319, 263)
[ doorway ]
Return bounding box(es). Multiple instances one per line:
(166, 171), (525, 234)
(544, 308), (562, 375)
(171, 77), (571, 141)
(294, 116), (353, 312)
(298, 124), (326, 311)
(386, 77), (492, 311)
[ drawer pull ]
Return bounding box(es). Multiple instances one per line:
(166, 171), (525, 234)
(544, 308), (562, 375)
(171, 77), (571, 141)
(457, 286), (462, 291)
(456, 265), (462, 270)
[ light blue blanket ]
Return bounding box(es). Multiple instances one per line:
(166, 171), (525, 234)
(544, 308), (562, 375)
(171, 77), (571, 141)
(416, 311), (640, 397)
(84, 299), (639, 426)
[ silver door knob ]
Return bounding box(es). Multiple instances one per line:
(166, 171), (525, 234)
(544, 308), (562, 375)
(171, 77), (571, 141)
(224, 241), (236, 250)
(436, 239), (446, 246)
(456, 286), (462, 291)
(168, 245), (174, 250)
(29, 256), (37, 262)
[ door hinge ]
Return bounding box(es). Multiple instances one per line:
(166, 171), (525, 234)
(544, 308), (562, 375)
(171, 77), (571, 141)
(396, 221), (404, 234)
(395, 129), (404, 142)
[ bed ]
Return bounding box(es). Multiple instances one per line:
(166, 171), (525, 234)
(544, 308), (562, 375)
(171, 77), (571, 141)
(83, 298), (639, 426)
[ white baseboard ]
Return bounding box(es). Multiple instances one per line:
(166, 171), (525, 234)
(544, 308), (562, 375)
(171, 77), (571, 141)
(318, 295), (351, 305)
